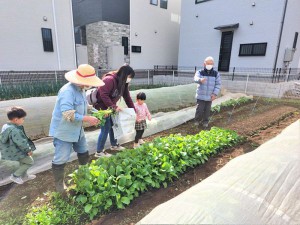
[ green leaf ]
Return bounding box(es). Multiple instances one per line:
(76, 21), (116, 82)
(116, 165), (124, 176)
(118, 176), (127, 187)
(144, 176), (152, 184)
(84, 204), (92, 213)
(77, 195), (87, 204)
(163, 182), (168, 188)
(104, 199), (113, 209)
(121, 197), (131, 205)
(108, 166), (115, 176)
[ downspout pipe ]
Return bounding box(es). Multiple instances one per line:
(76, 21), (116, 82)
(69, 0), (78, 68)
(52, 0), (61, 70)
(273, 0), (288, 72)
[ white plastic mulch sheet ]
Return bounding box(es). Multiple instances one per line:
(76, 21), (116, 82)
(137, 120), (300, 225)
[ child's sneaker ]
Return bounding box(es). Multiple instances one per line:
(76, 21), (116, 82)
(10, 175), (24, 184)
(23, 174), (36, 182)
(133, 143), (140, 149)
(138, 139), (145, 144)
(110, 144), (125, 151)
(94, 151), (111, 158)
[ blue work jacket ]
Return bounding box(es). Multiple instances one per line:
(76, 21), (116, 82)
(49, 83), (87, 142)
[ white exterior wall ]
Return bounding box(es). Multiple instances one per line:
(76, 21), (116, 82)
(178, 0), (299, 69)
(0, 0), (76, 71)
(130, 0), (181, 69)
(76, 44), (88, 65)
(277, 0), (300, 68)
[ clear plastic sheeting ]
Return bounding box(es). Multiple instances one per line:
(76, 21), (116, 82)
(0, 91), (251, 186)
(137, 120), (300, 225)
(0, 84), (197, 139)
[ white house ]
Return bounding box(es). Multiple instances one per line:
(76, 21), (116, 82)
(130, 0), (181, 69)
(178, 0), (300, 72)
(73, 0), (181, 70)
(0, 0), (76, 71)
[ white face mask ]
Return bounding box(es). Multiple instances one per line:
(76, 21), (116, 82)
(83, 86), (92, 91)
(205, 65), (213, 70)
(126, 78), (132, 83)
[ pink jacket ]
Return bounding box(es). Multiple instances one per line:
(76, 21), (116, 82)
(134, 102), (151, 122)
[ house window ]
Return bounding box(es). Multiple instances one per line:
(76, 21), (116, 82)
(160, 0), (168, 9)
(150, 0), (158, 5)
(195, 0), (212, 4)
(122, 36), (129, 55)
(293, 32), (298, 49)
(81, 26), (87, 45)
(132, 46), (141, 53)
(239, 43), (267, 56)
(41, 28), (54, 52)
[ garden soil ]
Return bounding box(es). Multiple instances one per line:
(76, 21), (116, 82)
(0, 99), (299, 225)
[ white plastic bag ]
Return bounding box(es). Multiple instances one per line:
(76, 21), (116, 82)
(111, 108), (136, 139)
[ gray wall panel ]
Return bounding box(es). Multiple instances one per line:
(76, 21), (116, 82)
(72, 0), (129, 27)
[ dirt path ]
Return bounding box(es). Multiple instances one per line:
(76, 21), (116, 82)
(0, 100), (299, 225)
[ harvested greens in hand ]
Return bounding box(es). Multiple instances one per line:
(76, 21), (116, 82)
(92, 108), (115, 126)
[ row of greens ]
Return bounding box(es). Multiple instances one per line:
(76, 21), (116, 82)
(25, 127), (242, 224)
(0, 82), (169, 101)
(211, 96), (252, 113)
(0, 81), (67, 101)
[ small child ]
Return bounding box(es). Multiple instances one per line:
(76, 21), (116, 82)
(134, 92), (151, 148)
(0, 107), (36, 184)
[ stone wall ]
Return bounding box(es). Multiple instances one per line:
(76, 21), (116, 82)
(86, 21), (130, 70)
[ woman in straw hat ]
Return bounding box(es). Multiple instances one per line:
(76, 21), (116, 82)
(49, 64), (104, 193)
(94, 64), (135, 157)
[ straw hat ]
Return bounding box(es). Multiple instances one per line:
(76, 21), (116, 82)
(65, 64), (104, 87)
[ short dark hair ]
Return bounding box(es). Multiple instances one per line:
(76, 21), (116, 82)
(136, 92), (146, 100)
(7, 107), (27, 120)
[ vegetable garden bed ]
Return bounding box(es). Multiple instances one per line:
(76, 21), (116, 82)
(0, 98), (299, 225)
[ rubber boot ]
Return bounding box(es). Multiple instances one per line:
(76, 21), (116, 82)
(77, 151), (89, 165)
(52, 163), (67, 193)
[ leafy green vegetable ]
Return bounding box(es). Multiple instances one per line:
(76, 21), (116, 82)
(92, 109), (115, 126)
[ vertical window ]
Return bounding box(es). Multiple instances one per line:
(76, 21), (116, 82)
(293, 32), (298, 49)
(81, 26), (87, 45)
(122, 36), (129, 55)
(239, 43), (267, 56)
(150, 0), (158, 5)
(160, 0), (168, 9)
(41, 28), (54, 52)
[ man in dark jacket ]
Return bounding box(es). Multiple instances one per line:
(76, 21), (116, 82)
(194, 56), (221, 128)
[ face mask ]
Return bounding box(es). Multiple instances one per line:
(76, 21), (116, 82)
(205, 65), (213, 70)
(83, 86), (92, 91)
(126, 78), (132, 83)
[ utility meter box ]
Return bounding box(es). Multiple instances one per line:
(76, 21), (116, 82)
(283, 48), (294, 62)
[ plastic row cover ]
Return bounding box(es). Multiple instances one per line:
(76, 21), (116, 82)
(0, 84), (197, 139)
